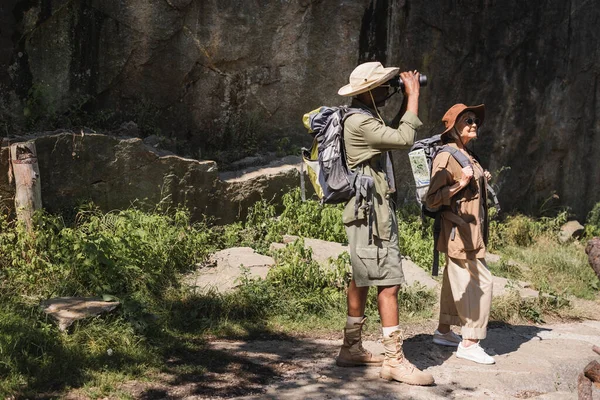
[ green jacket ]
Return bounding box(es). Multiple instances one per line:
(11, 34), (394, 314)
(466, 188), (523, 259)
(342, 102), (422, 240)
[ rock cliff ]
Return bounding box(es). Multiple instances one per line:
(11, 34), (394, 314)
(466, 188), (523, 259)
(0, 0), (598, 218)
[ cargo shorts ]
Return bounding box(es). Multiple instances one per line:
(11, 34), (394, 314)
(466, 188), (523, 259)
(344, 206), (405, 287)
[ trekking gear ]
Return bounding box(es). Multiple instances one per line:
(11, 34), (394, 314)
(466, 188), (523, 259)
(409, 134), (474, 214)
(336, 317), (384, 367)
(338, 62), (399, 97)
(380, 330), (435, 386)
(386, 74), (428, 90)
(408, 136), (500, 276)
(301, 106), (377, 244)
(301, 106), (370, 203)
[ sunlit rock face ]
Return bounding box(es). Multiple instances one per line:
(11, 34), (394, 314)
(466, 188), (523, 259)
(0, 0), (367, 154)
(0, 132), (303, 224)
(1, 0), (599, 218)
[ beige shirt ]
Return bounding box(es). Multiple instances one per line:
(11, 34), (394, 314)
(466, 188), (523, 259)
(342, 105), (422, 240)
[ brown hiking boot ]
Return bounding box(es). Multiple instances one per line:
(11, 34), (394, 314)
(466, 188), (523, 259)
(336, 317), (383, 367)
(380, 330), (434, 386)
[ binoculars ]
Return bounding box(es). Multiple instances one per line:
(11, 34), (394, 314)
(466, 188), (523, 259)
(388, 74), (428, 90)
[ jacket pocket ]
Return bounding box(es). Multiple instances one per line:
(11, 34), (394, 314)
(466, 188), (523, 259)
(356, 246), (388, 279)
(343, 198), (368, 224)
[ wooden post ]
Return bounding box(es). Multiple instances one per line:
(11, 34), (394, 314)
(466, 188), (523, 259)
(9, 141), (42, 231)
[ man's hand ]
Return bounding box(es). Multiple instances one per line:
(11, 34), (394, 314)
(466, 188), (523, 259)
(399, 70), (420, 116)
(399, 70), (421, 97)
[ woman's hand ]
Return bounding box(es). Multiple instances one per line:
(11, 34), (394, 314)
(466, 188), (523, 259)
(459, 165), (474, 187)
(484, 170), (492, 182)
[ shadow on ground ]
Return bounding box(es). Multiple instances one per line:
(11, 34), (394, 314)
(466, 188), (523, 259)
(403, 322), (551, 370)
(131, 322), (551, 399)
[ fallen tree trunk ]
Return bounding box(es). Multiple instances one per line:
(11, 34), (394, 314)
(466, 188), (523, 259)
(585, 237), (600, 281)
(9, 141), (42, 231)
(578, 372), (593, 400)
(584, 360), (600, 383)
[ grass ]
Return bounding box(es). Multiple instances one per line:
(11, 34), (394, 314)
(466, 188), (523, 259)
(501, 237), (599, 299)
(486, 257), (523, 280)
(491, 290), (572, 324)
(0, 191), (598, 398)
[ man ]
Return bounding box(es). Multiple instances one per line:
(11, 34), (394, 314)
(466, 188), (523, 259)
(336, 61), (434, 386)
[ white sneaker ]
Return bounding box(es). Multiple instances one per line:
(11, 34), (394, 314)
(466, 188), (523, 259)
(456, 342), (495, 365)
(432, 330), (462, 347)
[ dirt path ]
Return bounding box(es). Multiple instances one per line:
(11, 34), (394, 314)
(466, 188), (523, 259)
(111, 320), (600, 399)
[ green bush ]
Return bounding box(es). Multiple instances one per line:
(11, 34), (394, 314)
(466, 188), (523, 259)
(276, 189), (346, 243)
(396, 206), (435, 272)
(268, 239), (350, 315)
(489, 211), (567, 248)
(585, 202), (600, 238)
(0, 206), (217, 299)
(220, 189), (347, 254)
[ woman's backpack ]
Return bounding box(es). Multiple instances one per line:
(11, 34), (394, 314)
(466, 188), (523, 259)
(408, 136), (500, 275)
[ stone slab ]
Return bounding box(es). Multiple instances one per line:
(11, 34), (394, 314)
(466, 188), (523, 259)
(492, 275), (539, 298)
(184, 247), (275, 293)
(41, 297), (120, 331)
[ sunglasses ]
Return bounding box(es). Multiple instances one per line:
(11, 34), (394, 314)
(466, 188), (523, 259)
(463, 118), (481, 126)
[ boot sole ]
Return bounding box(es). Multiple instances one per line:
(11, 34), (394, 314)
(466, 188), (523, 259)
(336, 359), (383, 367)
(380, 370), (435, 386)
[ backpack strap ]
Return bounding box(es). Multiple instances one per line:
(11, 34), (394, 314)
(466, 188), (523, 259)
(300, 148), (307, 201)
(486, 183), (501, 212)
(440, 145), (501, 210)
(431, 213), (442, 276)
(439, 145), (472, 168)
(354, 172), (375, 245)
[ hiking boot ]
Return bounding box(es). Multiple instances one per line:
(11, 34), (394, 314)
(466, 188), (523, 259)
(380, 330), (435, 386)
(456, 342), (495, 365)
(433, 329), (462, 347)
(336, 317), (383, 367)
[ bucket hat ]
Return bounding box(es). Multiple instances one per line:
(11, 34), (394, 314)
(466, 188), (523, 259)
(441, 103), (485, 137)
(338, 62), (399, 97)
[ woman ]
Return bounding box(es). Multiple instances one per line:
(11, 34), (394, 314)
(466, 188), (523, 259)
(425, 103), (495, 365)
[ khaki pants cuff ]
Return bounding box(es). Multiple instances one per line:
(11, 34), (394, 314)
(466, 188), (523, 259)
(439, 314), (462, 326)
(460, 326), (487, 340)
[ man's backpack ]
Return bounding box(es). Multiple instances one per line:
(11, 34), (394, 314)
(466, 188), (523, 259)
(408, 135), (500, 276)
(301, 106), (368, 204)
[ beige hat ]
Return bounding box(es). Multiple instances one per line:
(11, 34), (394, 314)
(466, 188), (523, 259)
(440, 103), (485, 137)
(338, 61), (399, 97)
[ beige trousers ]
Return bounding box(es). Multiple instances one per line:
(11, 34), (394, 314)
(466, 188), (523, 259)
(439, 256), (493, 339)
